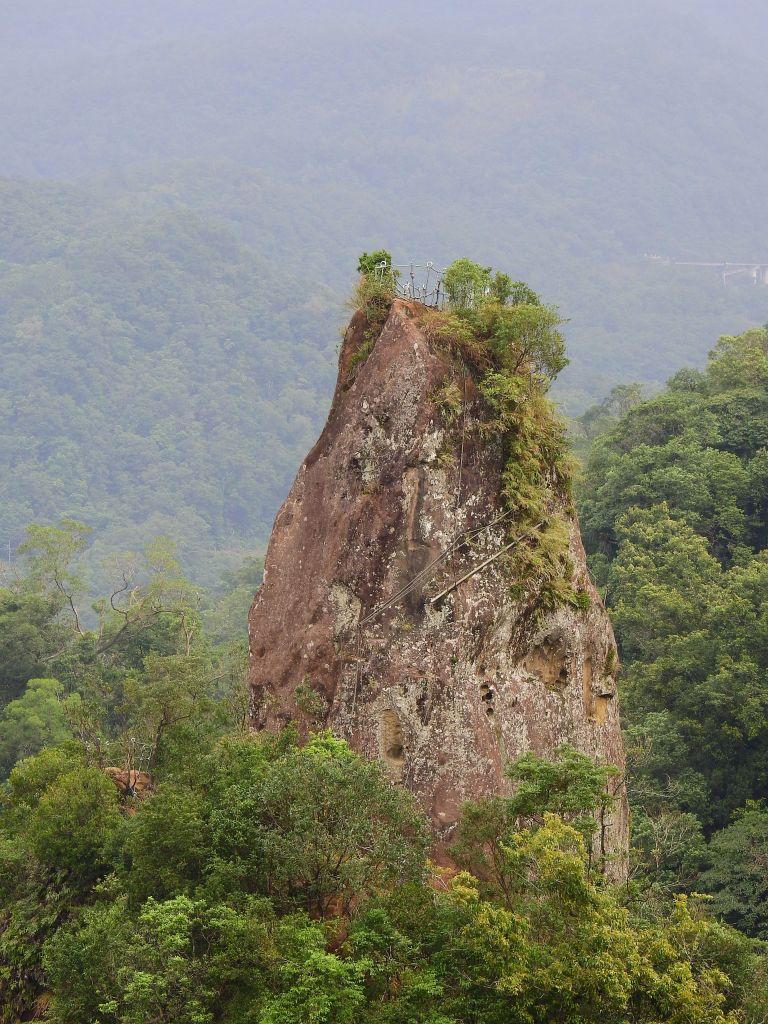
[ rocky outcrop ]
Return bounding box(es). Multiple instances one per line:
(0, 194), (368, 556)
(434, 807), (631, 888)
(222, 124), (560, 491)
(248, 299), (628, 871)
(105, 767), (153, 796)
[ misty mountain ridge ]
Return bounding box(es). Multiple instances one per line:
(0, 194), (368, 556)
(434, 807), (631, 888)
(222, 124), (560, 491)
(2, 0), (768, 579)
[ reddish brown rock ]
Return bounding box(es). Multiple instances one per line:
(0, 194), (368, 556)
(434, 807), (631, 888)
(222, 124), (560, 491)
(248, 300), (628, 872)
(105, 767), (153, 797)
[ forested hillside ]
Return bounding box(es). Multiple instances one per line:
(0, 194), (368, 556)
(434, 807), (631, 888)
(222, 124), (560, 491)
(2, 0), (768, 576)
(0, 178), (337, 586)
(3, 0), (768, 399)
(579, 326), (768, 936)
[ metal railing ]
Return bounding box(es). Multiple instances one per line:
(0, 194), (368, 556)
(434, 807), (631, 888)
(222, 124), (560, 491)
(373, 260), (448, 307)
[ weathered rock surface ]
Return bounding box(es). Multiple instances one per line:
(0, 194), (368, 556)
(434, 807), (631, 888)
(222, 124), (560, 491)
(104, 767), (153, 796)
(249, 300), (628, 870)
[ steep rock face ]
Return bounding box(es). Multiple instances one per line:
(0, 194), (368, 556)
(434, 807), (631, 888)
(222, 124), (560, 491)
(248, 300), (628, 869)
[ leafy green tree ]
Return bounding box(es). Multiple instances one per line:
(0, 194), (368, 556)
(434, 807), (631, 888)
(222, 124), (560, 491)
(24, 764), (122, 881)
(629, 806), (707, 900)
(357, 249), (393, 276)
(608, 506), (768, 827)
(260, 917), (368, 1024)
(507, 280), (542, 306)
(205, 733), (428, 916)
(19, 520), (91, 636)
(701, 804), (768, 939)
(578, 332), (768, 835)
(504, 744), (620, 842)
(480, 301), (568, 379)
(443, 257), (491, 309)
(0, 678), (75, 777)
(454, 745), (621, 889)
(44, 893), (275, 1024)
(489, 270), (514, 304)
(581, 326), (768, 562)
(0, 582), (68, 709)
(120, 784), (211, 903)
(444, 819), (744, 1024)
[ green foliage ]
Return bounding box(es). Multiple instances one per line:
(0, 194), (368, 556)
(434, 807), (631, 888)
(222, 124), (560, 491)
(430, 378), (464, 423)
(478, 367), (577, 607)
(581, 327), (768, 562)
(629, 806), (707, 904)
(701, 804), (768, 939)
(43, 892), (276, 1024)
(443, 258), (491, 309)
(489, 270), (514, 304)
(0, 678), (75, 776)
(0, 581), (69, 709)
(357, 249), (393, 276)
(418, 307), (491, 371)
(293, 680), (329, 723)
(1, 708), (765, 1023)
(454, 746), (620, 887)
(24, 764), (122, 880)
(579, 330), (768, 834)
(0, 189), (331, 591)
(573, 383), (645, 457)
(476, 301), (568, 379)
(205, 732), (428, 915)
(438, 821), (751, 1024)
(505, 744), (620, 843)
(349, 273), (396, 374)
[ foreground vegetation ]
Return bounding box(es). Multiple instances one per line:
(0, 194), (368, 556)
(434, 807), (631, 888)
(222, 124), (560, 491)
(4, 727), (767, 1023)
(1, 522), (765, 1021)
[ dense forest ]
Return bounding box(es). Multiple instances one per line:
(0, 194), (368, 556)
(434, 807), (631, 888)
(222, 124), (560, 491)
(2, 173), (766, 589)
(0, 178), (337, 589)
(578, 326), (768, 937)
(2, 513), (768, 1021)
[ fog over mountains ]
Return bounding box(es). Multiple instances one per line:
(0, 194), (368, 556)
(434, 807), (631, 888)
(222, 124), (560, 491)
(2, 0), (768, 577)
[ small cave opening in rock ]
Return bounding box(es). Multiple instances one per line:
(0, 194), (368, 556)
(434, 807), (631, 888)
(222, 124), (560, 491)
(380, 710), (406, 776)
(522, 642), (569, 693)
(480, 682), (496, 715)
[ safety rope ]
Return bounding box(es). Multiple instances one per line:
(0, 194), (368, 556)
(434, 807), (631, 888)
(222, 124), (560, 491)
(349, 507), (515, 709)
(429, 521), (545, 606)
(357, 507), (513, 629)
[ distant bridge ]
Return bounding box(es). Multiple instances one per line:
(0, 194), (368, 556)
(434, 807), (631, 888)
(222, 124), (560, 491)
(645, 254), (768, 286)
